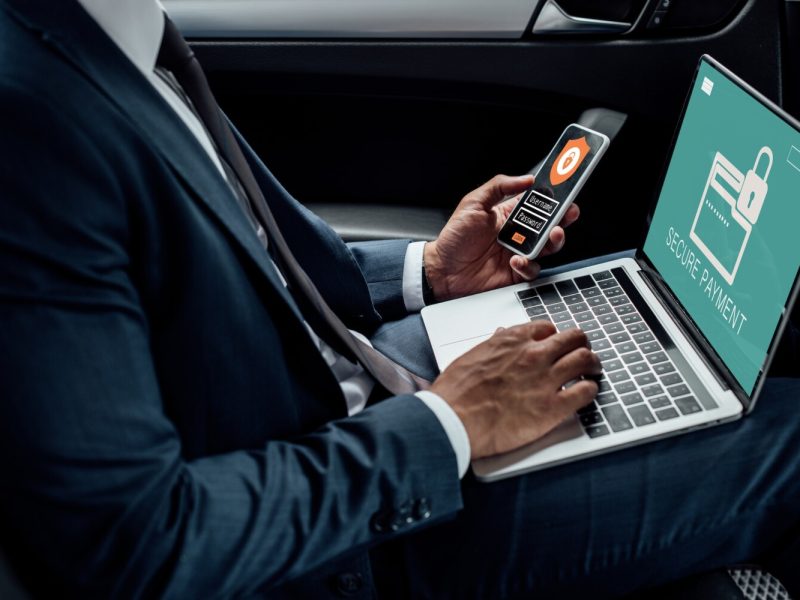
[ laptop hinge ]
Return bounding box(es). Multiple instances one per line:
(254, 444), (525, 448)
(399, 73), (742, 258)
(634, 265), (732, 392)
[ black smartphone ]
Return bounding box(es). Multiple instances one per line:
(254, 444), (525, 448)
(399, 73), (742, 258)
(497, 124), (610, 258)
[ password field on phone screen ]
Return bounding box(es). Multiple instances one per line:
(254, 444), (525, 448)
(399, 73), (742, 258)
(513, 208), (546, 234)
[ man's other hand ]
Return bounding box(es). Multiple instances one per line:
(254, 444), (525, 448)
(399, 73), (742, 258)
(423, 174), (580, 302)
(430, 321), (600, 459)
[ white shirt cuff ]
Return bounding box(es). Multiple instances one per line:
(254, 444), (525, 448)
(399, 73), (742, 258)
(415, 390), (471, 479)
(402, 241), (428, 313)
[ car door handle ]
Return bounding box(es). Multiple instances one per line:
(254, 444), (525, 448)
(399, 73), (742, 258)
(533, 0), (631, 34)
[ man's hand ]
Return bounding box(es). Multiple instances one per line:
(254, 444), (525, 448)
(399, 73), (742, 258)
(423, 174), (580, 302)
(430, 321), (600, 459)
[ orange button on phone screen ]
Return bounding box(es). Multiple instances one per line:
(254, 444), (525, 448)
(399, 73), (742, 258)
(511, 232), (526, 244)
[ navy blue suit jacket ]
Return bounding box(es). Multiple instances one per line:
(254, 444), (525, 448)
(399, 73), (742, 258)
(0, 1), (462, 597)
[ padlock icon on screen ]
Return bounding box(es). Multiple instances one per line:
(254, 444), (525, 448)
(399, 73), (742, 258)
(736, 146), (772, 224)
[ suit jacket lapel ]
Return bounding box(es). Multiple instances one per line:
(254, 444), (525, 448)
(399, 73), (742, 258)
(2, 0), (306, 323)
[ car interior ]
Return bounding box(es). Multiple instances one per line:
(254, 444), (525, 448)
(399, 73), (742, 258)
(2, 0), (798, 597)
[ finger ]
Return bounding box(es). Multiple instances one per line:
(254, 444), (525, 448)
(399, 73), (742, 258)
(509, 255), (541, 281)
(557, 379), (599, 412)
(560, 204), (580, 228)
(538, 226), (566, 258)
(540, 327), (590, 361)
(521, 319), (557, 340)
(474, 174), (534, 209)
(497, 194), (523, 220)
(551, 346), (602, 383)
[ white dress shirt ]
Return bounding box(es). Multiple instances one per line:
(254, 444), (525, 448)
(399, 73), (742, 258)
(76, 0), (470, 478)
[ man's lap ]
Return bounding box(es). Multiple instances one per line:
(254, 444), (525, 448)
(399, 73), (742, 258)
(371, 250), (800, 597)
(382, 377), (800, 598)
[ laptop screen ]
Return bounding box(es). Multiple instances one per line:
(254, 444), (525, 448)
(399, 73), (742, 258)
(643, 58), (800, 396)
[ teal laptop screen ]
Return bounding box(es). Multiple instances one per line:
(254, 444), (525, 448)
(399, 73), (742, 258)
(644, 59), (800, 395)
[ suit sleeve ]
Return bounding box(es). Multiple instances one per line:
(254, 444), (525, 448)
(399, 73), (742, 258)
(0, 86), (462, 597)
(227, 119), (414, 324)
(348, 239), (415, 320)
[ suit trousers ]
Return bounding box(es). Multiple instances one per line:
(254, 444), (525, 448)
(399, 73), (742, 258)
(369, 251), (800, 599)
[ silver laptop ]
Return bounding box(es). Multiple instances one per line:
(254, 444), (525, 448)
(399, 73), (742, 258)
(421, 56), (800, 482)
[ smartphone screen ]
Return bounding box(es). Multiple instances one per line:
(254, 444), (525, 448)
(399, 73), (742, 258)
(498, 125), (608, 257)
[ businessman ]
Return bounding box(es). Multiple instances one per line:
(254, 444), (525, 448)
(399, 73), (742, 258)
(1, 0), (798, 598)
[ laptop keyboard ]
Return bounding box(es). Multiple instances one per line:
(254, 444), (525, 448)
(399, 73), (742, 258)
(516, 269), (713, 438)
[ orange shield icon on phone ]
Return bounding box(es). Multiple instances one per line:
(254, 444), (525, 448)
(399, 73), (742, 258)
(550, 136), (591, 186)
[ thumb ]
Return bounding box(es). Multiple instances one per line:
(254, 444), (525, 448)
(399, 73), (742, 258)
(474, 174), (533, 209)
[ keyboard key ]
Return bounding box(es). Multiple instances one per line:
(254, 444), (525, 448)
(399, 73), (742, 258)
(587, 329), (606, 342)
(525, 306), (547, 317)
(517, 289), (538, 300)
(581, 320), (600, 331)
(674, 395), (702, 415)
(608, 369), (630, 383)
(586, 424), (611, 438)
(537, 284), (561, 304)
(577, 401), (598, 415)
(621, 392), (644, 406)
(667, 384), (691, 398)
(580, 411), (604, 426)
(602, 405), (634, 432)
(621, 351), (644, 365)
(655, 407), (680, 420)
(587, 296), (608, 307)
(575, 275), (596, 289)
(557, 321), (577, 331)
(633, 331), (654, 343)
(569, 302), (590, 314)
(605, 322), (624, 334)
(551, 311), (572, 323)
(635, 373), (657, 386)
(660, 373), (683, 386)
(615, 341), (636, 354)
(614, 381), (636, 395)
(598, 278), (618, 289)
(583, 288), (602, 298)
(653, 362), (676, 375)
(598, 380), (612, 393)
(610, 332), (631, 344)
(603, 359), (624, 372)
(646, 352), (669, 364)
(615, 304), (636, 316)
(598, 313), (618, 325)
(622, 352), (644, 365)
(547, 302), (567, 314)
(648, 395), (671, 409)
(530, 315), (550, 322)
(596, 392), (618, 405)
(629, 362), (650, 375)
(521, 296), (543, 308)
(627, 323), (648, 334)
(574, 311), (594, 323)
(641, 384), (665, 397)
(556, 280), (579, 297)
(563, 293), (583, 305)
(629, 405), (657, 426)
(597, 349), (617, 362)
(593, 270), (613, 281)
(591, 338), (611, 351)
(527, 305), (547, 317)
(604, 287), (624, 298)
(621, 313), (643, 325)
(609, 296), (629, 306)
(640, 341), (661, 354)
(593, 304), (613, 316)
